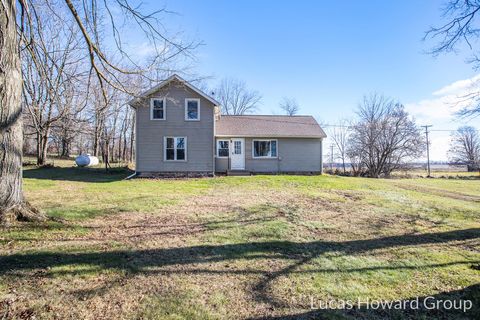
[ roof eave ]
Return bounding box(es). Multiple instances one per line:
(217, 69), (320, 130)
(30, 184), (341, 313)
(128, 74), (220, 107)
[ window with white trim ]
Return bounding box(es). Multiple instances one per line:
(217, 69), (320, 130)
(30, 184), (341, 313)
(150, 98), (166, 120)
(253, 140), (277, 158)
(217, 140), (229, 157)
(164, 137), (186, 161)
(185, 99), (200, 120)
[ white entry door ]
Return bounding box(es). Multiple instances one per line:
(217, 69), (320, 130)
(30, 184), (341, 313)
(230, 138), (245, 170)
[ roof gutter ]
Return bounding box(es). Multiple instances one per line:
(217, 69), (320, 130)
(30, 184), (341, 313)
(214, 135), (326, 139)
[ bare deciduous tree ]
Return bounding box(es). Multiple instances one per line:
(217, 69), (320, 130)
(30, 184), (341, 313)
(22, 14), (84, 166)
(279, 97), (299, 116)
(330, 120), (350, 174)
(346, 146), (363, 176)
(216, 78), (262, 115)
(426, 0), (480, 117)
(448, 126), (480, 171)
(1, 0), (197, 223)
(348, 94), (425, 178)
(0, 1), (33, 222)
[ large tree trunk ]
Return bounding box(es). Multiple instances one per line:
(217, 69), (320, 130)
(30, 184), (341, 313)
(0, 1), (45, 224)
(36, 131), (48, 165)
(36, 131), (42, 164)
(93, 126), (99, 156)
(40, 130), (49, 165)
(61, 136), (70, 157)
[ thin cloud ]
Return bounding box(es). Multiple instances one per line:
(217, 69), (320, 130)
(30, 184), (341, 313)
(403, 75), (480, 161)
(405, 74), (480, 121)
(432, 74), (480, 96)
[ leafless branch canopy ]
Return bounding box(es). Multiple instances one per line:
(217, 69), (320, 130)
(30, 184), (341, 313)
(425, 0), (480, 55)
(426, 0), (480, 117)
(348, 94), (425, 177)
(329, 119), (351, 173)
(279, 97), (299, 116)
(216, 78), (262, 115)
(448, 125), (480, 170)
(15, 0), (200, 167)
(17, 0), (199, 102)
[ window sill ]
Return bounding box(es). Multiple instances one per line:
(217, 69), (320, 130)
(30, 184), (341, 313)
(163, 160), (188, 162)
(252, 157), (278, 159)
(185, 119), (200, 121)
(151, 118), (166, 121)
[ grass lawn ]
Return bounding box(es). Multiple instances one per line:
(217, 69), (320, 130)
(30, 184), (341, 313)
(0, 162), (479, 319)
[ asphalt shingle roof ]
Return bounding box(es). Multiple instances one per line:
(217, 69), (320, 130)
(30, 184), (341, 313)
(215, 115), (327, 138)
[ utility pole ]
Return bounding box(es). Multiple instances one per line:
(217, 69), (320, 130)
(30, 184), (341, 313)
(330, 143), (334, 172)
(422, 125), (432, 177)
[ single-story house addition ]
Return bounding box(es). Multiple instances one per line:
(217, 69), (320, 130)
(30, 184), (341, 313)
(128, 74), (326, 177)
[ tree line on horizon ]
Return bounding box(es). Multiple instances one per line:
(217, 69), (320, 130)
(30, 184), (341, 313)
(329, 110), (480, 176)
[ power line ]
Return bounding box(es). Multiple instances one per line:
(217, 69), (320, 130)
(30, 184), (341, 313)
(322, 124), (480, 132)
(429, 129), (470, 132)
(330, 143), (334, 171)
(421, 125), (433, 177)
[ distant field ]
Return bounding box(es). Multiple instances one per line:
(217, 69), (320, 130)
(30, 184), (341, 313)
(0, 160), (479, 319)
(326, 163), (479, 179)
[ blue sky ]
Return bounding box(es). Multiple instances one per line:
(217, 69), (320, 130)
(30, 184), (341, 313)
(131, 0), (480, 160)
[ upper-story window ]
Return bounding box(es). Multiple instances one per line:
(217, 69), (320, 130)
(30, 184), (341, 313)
(185, 98), (200, 121)
(150, 98), (166, 120)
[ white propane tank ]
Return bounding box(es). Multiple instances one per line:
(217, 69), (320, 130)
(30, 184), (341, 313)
(75, 154), (99, 167)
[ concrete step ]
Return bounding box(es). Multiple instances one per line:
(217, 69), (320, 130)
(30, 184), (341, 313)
(227, 170), (251, 176)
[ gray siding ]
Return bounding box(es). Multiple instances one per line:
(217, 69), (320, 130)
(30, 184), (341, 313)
(215, 137), (322, 173)
(215, 157), (228, 172)
(135, 81), (215, 172)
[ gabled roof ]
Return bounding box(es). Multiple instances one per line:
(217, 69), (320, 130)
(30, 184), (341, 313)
(215, 115), (327, 138)
(128, 74), (220, 107)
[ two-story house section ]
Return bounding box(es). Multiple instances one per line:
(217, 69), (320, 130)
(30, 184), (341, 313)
(128, 74), (326, 177)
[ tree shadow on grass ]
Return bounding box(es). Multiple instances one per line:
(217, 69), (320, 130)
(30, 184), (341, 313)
(23, 166), (132, 182)
(1, 228), (479, 319)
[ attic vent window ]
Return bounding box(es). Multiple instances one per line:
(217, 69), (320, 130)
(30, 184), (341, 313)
(150, 98), (166, 120)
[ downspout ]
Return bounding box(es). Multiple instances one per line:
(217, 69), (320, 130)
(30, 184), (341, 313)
(320, 138), (323, 174)
(277, 151), (281, 174)
(228, 138), (232, 172)
(134, 106), (138, 176)
(213, 107), (216, 176)
(128, 102), (139, 178)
